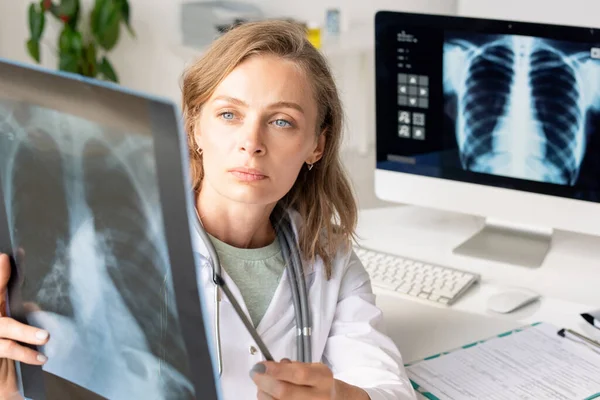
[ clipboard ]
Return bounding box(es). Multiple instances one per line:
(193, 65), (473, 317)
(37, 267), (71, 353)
(404, 322), (600, 400)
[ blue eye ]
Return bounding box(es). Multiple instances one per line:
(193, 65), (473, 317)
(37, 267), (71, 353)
(221, 112), (234, 120)
(274, 119), (292, 128)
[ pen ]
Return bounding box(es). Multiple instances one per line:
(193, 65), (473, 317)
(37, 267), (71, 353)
(582, 311), (600, 330)
(557, 328), (600, 355)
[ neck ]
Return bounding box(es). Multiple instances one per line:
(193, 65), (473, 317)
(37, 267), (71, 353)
(195, 184), (276, 249)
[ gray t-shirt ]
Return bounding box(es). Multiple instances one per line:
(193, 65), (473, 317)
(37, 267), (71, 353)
(208, 234), (286, 327)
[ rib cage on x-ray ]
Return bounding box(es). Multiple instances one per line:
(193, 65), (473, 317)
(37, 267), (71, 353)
(457, 42), (514, 171)
(529, 47), (581, 182)
(0, 101), (194, 399)
(444, 34), (600, 185)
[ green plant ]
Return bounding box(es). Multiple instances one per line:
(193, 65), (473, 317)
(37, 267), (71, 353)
(26, 0), (135, 83)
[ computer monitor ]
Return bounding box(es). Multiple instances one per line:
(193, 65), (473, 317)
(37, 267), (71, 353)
(374, 11), (600, 267)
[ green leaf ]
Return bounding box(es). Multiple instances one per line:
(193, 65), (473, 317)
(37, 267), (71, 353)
(58, 24), (83, 55)
(90, 0), (107, 36)
(55, 0), (78, 19)
(97, 0), (116, 35)
(48, 2), (60, 18)
(85, 42), (97, 65)
(59, 52), (79, 73)
(98, 56), (118, 83)
(118, 0), (135, 37)
(79, 58), (95, 77)
(26, 38), (41, 63)
(96, 6), (121, 50)
(28, 3), (46, 40)
(67, 0), (80, 29)
(83, 43), (98, 77)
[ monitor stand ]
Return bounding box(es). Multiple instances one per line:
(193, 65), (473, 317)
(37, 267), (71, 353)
(452, 217), (553, 268)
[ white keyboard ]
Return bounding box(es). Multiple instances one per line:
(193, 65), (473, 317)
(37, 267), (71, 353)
(354, 246), (480, 305)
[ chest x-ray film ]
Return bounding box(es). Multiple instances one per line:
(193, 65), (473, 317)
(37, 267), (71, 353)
(0, 59), (220, 400)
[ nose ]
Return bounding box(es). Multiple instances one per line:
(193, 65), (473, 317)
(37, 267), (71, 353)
(238, 119), (266, 155)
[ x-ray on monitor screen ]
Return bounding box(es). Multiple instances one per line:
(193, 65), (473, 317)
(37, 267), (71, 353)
(375, 11), (600, 205)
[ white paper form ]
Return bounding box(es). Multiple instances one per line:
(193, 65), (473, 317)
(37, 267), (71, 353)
(406, 323), (600, 400)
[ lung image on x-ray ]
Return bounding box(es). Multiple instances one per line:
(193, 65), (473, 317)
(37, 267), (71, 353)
(0, 100), (195, 399)
(443, 32), (600, 186)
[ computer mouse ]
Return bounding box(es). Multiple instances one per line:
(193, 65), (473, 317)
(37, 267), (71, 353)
(486, 289), (540, 314)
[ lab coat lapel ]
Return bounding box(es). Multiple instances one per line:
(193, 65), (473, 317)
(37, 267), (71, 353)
(193, 208), (313, 352)
(191, 216), (254, 324)
(215, 266), (252, 322)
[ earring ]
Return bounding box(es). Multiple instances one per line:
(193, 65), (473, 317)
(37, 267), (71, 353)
(307, 163), (314, 171)
(196, 146), (203, 155)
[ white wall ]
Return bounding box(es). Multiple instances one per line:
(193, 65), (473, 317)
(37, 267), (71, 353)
(0, 0), (190, 106)
(458, 0), (600, 28)
(238, 0), (457, 29)
(0, 1), (457, 156)
(0, 0), (457, 107)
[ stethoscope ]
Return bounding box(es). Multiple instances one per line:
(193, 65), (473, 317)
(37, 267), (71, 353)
(194, 207), (312, 376)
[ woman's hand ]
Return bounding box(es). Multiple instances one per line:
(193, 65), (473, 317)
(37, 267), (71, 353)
(250, 359), (370, 400)
(0, 253), (50, 399)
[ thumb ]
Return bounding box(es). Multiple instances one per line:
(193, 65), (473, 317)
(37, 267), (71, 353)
(0, 253), (10, 295)
(0, 253), (10, 315)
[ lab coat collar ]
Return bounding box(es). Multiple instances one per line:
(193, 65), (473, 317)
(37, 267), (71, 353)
(190, 208), (314, 337)
(190, 209), (211, 256)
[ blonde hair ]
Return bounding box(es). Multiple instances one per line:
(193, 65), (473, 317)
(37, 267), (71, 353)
(181, 19), (357, 279)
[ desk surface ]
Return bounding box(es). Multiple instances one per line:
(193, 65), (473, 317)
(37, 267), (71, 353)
(356, 205), (600, 366)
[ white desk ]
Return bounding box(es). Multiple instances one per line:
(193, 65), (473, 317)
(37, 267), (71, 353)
(356, 205), (600, 371)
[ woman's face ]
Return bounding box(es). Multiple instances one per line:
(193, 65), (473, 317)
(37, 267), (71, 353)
(195, 54), (325, 206)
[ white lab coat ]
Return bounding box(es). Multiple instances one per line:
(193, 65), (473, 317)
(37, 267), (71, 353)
(191, 210), (417, 400)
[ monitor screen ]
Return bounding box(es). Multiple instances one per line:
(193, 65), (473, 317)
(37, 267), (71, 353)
(375, 11), (600, 203)
(0, 59), (219, 399)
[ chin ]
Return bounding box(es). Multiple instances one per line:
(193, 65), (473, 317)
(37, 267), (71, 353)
(222, 185), (280, 206)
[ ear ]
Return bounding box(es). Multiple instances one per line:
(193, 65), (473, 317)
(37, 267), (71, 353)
(192, 114), (203, 150)
(306, 130), (326, 164)
(194, 131), (202, 151)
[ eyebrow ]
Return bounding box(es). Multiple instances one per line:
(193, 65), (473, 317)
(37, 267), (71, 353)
(212, 96), (304, 114)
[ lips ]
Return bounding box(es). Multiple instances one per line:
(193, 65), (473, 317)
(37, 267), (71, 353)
(229, 167), (267, 182)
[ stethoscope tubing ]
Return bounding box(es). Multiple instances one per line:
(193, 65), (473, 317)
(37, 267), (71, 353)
(195, 208), (311, 377)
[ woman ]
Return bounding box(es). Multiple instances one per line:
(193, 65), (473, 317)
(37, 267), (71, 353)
(0, 20), (416, 400)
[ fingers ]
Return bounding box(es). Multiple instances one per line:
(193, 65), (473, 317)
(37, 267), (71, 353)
(0, 339), (47, 365)
(251, 361), (334, 400)
(257, 391), (275, 400)
(259, 361), (331, 386)
(0, 254), (11, 319)
(252, 372), (303, 400)
(0, 317), (49, 347)
(22, 302), (42, 314)
(0, 254), (11, 297)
